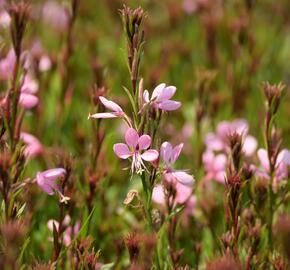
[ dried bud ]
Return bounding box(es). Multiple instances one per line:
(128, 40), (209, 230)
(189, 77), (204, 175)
(262, 82), (285, 115)
(8, 2), (30, 59)
(228, 132), (243, 171)
(241, 165), (253, 181)
(123, 189), (140, 206)
(124, 232), (140, 264)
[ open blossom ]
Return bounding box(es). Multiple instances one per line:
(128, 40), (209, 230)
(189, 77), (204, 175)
(89, 96), (125, 119)
(255, 148), (290, 191)
(153, 182), (192, 205)
(202, 150), (227, 184)
(36, 168), (69, 202)
(205, 119), (257, 157)
(20, 132), (43, 158)
(143, 83), (181, 111)
(160, 142), (195, 185)
(113, 128), (159, 174)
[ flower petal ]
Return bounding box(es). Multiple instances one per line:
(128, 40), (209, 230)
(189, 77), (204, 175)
(141, 149), (159, 161)
(257, 148), (270, 172)
(161, 141), (173, 164)
(152, 185), (165, 205)
(156, 86), (176, 102)
(42, 168), (66, 179)
(243, 135), (257, 156)
(113, 143), (131, 159)
(152, 83), (166, 101)
(99, 96), (123, 112)
(19, 93), (38, 109)
(171, 143), (183, 164)
(89, 112), (119, 119)
(158, 100), (181, 111)
(143, 90), (150, 103)
(125, 128), (139, 148)
(171, 171), (194, 186)
(175, 182), (192, 204)
(138, 135), (151, 150)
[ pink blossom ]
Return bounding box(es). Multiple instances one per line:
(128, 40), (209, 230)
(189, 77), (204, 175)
(160, 141), (194, 185)
(0, 49), (16, 80)
(18, 75), (39, 109)
(153, 182), (192, 205)
(255, 148), (290, 190)
(143, 83), (181, 111)
(89, 96), (125, 119)
(36, 168), (66, 199)
(202, 150), (227, 184)
(20, 132), (43, 158)
(113, 128), (159, 174)
(205, 119), (257, 157)
(0, 10), (11, 28)
(42, 1), (69, 33)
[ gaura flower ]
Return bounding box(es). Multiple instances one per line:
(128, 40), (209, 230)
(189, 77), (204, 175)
(255, 148), (290, 191)
(113, 128), (159, 174)
(0, 49), (16, 81)
(153, 182), (192, 205)
(160, 141), (194, 185)
(143, 83), (181, 111)
(205, 119), (257, 157)
(36, 168), (69, 203)
(20, 132), (43, 158)
(89, 96), (125, 119)
(202, 150), (227, 184)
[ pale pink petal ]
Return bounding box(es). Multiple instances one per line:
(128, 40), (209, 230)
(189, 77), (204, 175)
(42, 168), (66, 179)
(216, 121), (231, 139)
(89, 112), (119, 119)
(171, 143), (183, 164)
(39, 55), (52, 72)
(213, 154), (227, 171)
(243, 135), (257, 156)
(158, 100), (181, 111)
(215, 171), (226, 184)
(141, 149), (159, 161)
(152, 83), (166, 100)
(161, 141), (173, 164)
(113, 143), (131, 159)
(277, 149), (290, 165)
(175, 182), (192, 204)
(204, 133), (224, 151)
(152, 185), (165, 205)
(21, 75), (39, 94)
(125, 128), (139, 148)
(156, 86), (176, 102)
(99, 96), (123, 112)
(257, 148), (270, 172)
(138, 135), (151, 150)
(171, 171), (194, 186)
(19, 93), (38, 109)
(143, 90), (150, 103)
(232, 119), (249, 135)
(47, 220), (59, 232)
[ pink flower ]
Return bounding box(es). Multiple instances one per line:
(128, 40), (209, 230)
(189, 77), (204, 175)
(19, 75), (39, 109)
(160, 142), (194, 185)
(113, 128), (159, 174)
(255, 148), (290, 191)
(89, 96), (125, 119)
(205, 119), (257, 157)
(153, 182), (192, 205)
(20, 132), (43, 158)
(143, 83), (181, 111)
(0, 49), (16, 81)
(202, 150), (227, 184)
(0, 10), (11, 28)
(42, 1), (69, 33)
(36, 168), (68, 202)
